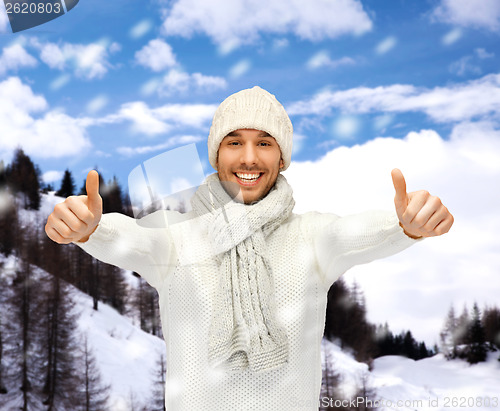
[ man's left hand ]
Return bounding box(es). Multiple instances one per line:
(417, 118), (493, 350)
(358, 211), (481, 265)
(391, 168), (454, 239)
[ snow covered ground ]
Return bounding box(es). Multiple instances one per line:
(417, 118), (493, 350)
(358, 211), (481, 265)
(322, 338), (500, 411)
(74, 288), (165, 410)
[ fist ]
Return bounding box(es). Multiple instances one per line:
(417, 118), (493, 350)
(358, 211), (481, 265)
(391, 168), (454, 239)
(45, 170), (103, 244)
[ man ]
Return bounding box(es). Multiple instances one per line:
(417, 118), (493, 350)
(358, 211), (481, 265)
(45, 86), (453, 410)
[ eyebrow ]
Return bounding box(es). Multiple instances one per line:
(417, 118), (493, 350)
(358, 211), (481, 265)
(226, 131), (272, 137)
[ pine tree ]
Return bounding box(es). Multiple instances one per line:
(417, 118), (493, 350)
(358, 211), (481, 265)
(456, 304), (470, 346)
(99, 262), (128, 315)
(56, 169), (76, 198)
(320, 340), (341, 410)
(0, 160), (6, 188)
(41, 274), (86, 410)
(464, 303), (487, 364)
(5, 148), (41, 210)
(0, 261), (7, 396)
(146, 350), (167, 411)
(102, 175), (125, 214)
(0, 192), (17, 257)
(351, 372), (377, 411)
(324, 279), (376, 363)
(483, 306), (500, 349)
(8, 261), (45, 410)
(133, 276), (162, 337)
(402, 331), (417, 359)
(440, 305), (458, 358)
(80, 335), (111, 411)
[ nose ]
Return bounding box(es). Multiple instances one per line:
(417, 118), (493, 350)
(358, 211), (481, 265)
(240, 143), (258, 166)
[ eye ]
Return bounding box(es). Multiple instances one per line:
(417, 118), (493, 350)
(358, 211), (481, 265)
(258, 141), (271, 146)
(228, 141), (241, 146)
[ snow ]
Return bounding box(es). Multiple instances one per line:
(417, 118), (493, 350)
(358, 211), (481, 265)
(0, 249), (165, 411)
(371, 353), (500, 411)
(74, 290), (165, 410)
(322, 337), (500, 411)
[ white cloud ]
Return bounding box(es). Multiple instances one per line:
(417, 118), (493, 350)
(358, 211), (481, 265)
(135, 39), (177, 72)
(146, 69), (227, 96)
(115, 102), (171, 135)
(99, 101), (217, 136)
(375, 36), (397, 55)
(42, 170), (64, 184)
(87, 95), (109, 114)
(31, 38), (119, 80)
(442, 28), (462, 45)
(0, 3), (8, 33)
(449, 55), (481, 76)
(306, 51), (355, 70)
(0, 44), (37, 75)
(287, 72), (500, 123)
(432, 0), (500, 32)
(291, 132), (306, 155)
(229, 59), (251, 79)
(284, 123), (500, 344)
(217, 38), (241, 56)
(140, 77), (162, 96)
(191, 72), (227, 91)
(273, 38), (289, 50)
(449, 48), (494, 76)
(373, 113), (394, 131)
(161, 69), (191, 94)
(475, 48), (494, 59)
(40, 42), (66, 69)
(117, 135), (203, 156)
(332, 115), (360, 140)
(161, 0), (372, 47)
(0, 77), (92, 158)
(130, 20), (152, 39)
(50, 74), (71, 90)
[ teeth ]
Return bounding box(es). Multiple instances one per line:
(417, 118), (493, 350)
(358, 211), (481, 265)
(236, 173), (261, 181)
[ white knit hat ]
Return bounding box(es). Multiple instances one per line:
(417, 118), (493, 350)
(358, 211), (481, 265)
(208, 86), (293, 171)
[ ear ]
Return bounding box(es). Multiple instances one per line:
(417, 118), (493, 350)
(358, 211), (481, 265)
(279, 158), (284, 170)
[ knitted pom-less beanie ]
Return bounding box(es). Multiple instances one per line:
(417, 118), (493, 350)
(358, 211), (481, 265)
(208, 86), (293, 171)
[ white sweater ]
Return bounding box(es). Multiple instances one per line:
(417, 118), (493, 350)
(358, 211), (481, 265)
(76, 208), (418, 411)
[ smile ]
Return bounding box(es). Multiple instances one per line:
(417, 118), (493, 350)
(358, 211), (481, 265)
(234, 172), (263, 185)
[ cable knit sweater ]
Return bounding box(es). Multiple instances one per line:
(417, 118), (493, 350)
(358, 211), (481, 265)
(76, 208), (418, 411)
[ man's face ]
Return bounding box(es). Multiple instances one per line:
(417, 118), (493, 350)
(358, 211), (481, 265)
(216, 128), (284, 204)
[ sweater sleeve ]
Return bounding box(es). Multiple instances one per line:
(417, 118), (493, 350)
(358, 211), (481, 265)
(311, 210), (421, 289)
(73, 211), (177, 290)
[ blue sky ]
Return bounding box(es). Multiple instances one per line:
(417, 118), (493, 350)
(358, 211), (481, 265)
(1, 0), (500, 344)
(1, 0), (499, 186)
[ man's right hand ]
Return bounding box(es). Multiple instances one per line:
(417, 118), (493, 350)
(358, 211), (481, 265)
(45, 170), (103, 244)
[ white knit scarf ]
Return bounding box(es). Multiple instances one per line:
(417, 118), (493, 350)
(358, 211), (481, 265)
(191, 173), (295, 372)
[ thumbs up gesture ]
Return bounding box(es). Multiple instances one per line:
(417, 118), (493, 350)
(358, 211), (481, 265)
(45, 170), (103, 244)
(391, 168), (453, 239)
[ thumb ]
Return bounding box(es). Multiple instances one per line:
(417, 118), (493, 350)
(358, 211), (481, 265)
(391, 168), (408, 212)
(86, 170), (102, 214)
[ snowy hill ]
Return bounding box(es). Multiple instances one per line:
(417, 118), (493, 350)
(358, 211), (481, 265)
(0, 252), (165, 410)
(74, 287), (165, 410)
(322, 338), (500, 411)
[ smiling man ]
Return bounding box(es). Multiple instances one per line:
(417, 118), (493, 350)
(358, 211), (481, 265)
(216, 129), (284, 204)
(45, 86), (453, 410)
